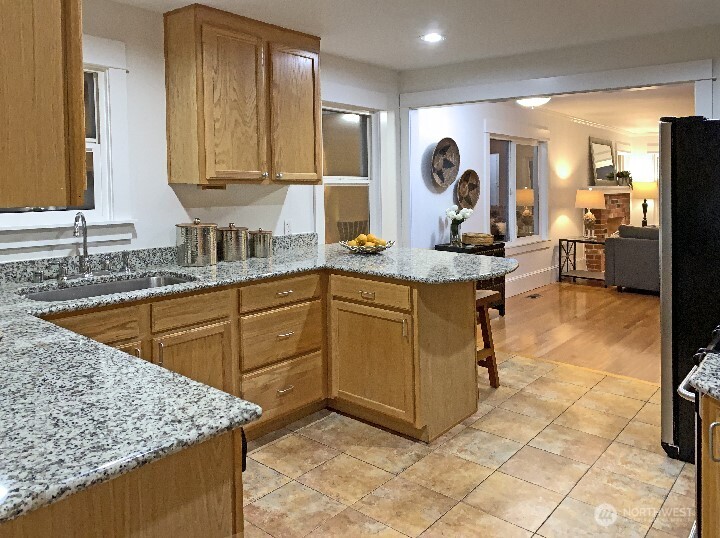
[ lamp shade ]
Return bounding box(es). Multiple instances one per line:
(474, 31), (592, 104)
(575, 189), (606, 209)
(516, 188), (535, 207)
(633, 181), (659, 199)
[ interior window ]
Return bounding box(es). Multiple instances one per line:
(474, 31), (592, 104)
(322, 109), (372, 243)
(489, 139), (510, 241)
(515, 144), (539, 238)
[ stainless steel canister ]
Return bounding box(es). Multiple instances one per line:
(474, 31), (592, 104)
(175, 218), (218, 266)
(217, 223), (249, 262)
(249, 228), (273, 258)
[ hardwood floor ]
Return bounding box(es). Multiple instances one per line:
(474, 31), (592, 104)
(491, 282), (661, 383)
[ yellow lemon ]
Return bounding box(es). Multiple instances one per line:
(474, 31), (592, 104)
(375, 238), (387, 246)
(364, 242), (375, 248)
(356, 234), (367, 245)
(347, 240), (357, 247)
(367, 233), (377, 242)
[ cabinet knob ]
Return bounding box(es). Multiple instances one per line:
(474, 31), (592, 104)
(261, 172), (269, 179)
(276, 173), (284, 180)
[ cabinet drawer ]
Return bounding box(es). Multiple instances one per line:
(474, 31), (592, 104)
(241, 300), (322, 371)
(51, 305), (141, 344)
(242, 352), (325, 428)
(240, 273), (320, 313)
(330, 274), (411, 311)
(151, 290), (232, 333)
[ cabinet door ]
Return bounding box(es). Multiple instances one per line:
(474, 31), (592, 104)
(330, 300), (414, 423)
(269, 44), (321, 183)
(153, 321), (232, 393)
(0, 0), (85, 208)
(115, 340), (145, 360)
(201, 24), (267, 181)
(702, 394), (720, 537)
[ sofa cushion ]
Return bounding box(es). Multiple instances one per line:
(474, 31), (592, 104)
(618, 225), (659, 241)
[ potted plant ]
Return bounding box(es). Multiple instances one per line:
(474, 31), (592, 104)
(446, 205), (473, 246)
(616, 170), (633, 189)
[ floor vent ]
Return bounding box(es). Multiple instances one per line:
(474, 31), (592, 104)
(526, 293), (542, 299)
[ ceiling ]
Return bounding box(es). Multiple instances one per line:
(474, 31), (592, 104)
(114, 0), (720, 70)
(534, 84), (696, 134)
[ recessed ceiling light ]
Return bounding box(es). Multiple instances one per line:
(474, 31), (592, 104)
(516, 97), (551, 108)
(420, 32), (445, 43)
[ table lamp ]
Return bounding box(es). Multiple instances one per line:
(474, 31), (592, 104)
(575, 189), (606, 237)
(633, 181), (659, 227)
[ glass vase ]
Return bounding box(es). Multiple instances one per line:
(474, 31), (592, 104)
(450, 220), (462, 246)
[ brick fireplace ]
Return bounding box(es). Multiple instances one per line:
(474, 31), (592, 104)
(587, 192), (631, 272)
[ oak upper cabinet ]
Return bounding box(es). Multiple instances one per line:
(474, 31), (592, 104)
(164, 4), (321, 187)
(200, 25), (267, 182)
(153, 321), (233, 393)
(330, 300), (415, 424)
(0, 0), (85, 208)
(269, 44), (322, 182)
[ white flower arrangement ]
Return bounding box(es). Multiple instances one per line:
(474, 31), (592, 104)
(446, 205), (473, 222)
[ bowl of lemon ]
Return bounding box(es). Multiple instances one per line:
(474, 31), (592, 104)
(340, 234), (394, 254)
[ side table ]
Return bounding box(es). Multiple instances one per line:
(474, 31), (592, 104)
(558, 237), (606, 283)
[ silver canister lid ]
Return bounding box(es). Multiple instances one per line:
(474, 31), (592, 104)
(176, 217), (217, 228)
(218, 222), (248, 232)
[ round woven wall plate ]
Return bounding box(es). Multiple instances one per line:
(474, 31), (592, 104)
(431, 137), (460, 187)
(456, 169), (480, 209)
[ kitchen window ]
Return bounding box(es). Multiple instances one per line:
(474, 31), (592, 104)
(489, 136), (547, 243)
(0, 66), (113, 227)
(322, 108), (377, 243)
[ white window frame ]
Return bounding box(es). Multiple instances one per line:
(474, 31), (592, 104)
(316, 107), (382, 243)
(488, 134), (549, 246)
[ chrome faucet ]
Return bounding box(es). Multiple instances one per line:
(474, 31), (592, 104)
(73, 212), (92, 277)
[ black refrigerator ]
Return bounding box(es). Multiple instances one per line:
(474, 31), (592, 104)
(660, 116), (720, 463)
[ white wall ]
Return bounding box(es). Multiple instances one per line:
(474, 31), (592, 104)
(0, 0), (400, 262)
(400, 24), (720, 118)
(409, 102), (631, 295)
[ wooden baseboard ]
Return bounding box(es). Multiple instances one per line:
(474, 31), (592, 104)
(328, 398), (432, 442)
(243, 400), (327, 441)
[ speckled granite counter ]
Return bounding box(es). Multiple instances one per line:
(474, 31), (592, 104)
(690, 352), (720, 400)
(0, 244), (517, 522)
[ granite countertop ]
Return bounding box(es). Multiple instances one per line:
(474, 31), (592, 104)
(690, 352), (720, 400)
(0, 244), (517, 523)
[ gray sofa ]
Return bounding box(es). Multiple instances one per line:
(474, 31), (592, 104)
(605, 225), (660, 292)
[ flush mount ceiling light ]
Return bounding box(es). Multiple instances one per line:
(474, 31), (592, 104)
(420, 32), (445, 43)
(516, 97), (551, 108)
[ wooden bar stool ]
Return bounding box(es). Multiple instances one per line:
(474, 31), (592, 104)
(476, 290), (501, 388)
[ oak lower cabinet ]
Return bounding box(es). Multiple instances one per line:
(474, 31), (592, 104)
(0, 432), (240, 538)
(702, 393), (720, 537)
(328, 276), (478, 443)
(330, 301), (415, 424)
(152, 321), (233, 393)
(115, 340), (145, 360)
(164, 4), (322, 187)
(0, 0), (85, 208)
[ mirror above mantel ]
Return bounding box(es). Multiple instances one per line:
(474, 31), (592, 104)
(589, 137), (617, 186)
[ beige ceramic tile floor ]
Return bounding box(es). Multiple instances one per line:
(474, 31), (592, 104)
(243, 353), (695, 538)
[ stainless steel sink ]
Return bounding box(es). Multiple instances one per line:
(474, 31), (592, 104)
(25, 276), (195, 302)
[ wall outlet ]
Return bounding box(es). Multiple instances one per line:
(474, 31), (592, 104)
(284, 221), (292, 235)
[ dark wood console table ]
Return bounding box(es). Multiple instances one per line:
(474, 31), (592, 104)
(435, 242), (506, 316)
(558, 237), (606, 283)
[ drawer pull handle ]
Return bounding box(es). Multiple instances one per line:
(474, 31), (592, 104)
(710, 422), (720, 462)
(359, 290), (376, 300)
(277, 385), (295, 395)
(157, 342), (165, 367)
(134, 347), (142, 358)
(402, 318), (408, 338)
(276, 290), (294, 298)
(277, 331), (295, 339)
